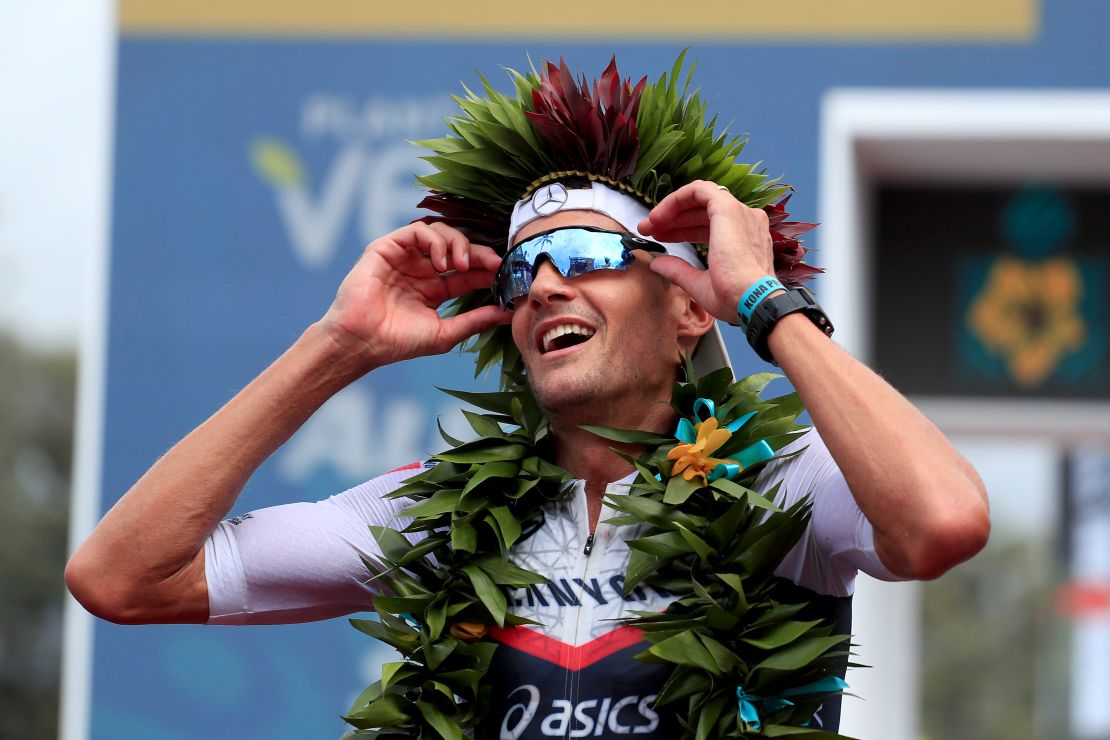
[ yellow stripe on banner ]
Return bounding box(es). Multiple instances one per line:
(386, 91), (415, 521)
(119, 0), (1037, 40)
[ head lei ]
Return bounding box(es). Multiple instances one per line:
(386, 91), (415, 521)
(413, 50), (820, 383)
(343, 54), (853, 739)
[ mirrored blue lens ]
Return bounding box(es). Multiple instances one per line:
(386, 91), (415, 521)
(494, 227), (662, 308)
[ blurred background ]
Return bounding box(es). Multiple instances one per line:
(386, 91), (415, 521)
(2, 0), (1109, 738)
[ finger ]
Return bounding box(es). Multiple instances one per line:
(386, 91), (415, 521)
(431, 305), (513, 354)
(649, 255), (706, 297)
(650, 256), (736, 322)
(371, 239), (440, 279)
(469, 244), (505, 271)
(451, 233), (470, 271)
(639, 214), (710, 243)
(642, 180), (723, 229)
(640, 211), (713, 243)
(422, 223), (506, 273)
(639, 204), (710, 234)
(408, 269), (497, 307)
(647, 227), (711, 245)
(395, 222), (450, 272)
(426, 221), (473, 271)
(654, 207), (711, 230)
(439, 267), (499, 300)
(428, 232), (449, 273)
(380, 223), (504, 273)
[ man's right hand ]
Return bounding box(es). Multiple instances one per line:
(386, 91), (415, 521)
(321, 221), (510, 369)
(65, 221), (510, 625)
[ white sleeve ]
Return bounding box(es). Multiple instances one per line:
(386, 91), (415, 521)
(203, 464), (426, 625)
(755, 429), (905, 597)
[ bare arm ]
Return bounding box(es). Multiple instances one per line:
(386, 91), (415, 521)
(765, 315), (989, 578)
(640, 181), (990, 580)
(65, 223), (509, 623)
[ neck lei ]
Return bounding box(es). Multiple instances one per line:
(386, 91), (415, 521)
(343, 360), (854, 739)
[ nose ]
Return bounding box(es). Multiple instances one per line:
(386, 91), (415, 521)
(526, 259), (575, 307)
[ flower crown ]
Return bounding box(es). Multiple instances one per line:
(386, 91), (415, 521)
(342, 55), (851, 738)
(414, 51), (821, 379)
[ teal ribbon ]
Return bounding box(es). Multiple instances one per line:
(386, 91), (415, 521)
(736, 440), (774, 470)
(737, 687), (763, 731)
(726, 410), (756, 433)
(683, 399), (757, 439)
(736, 677), (849, 731)
(707, 462), (741, 482)
(675, 417), (697, 444)
(673, 400), (774, 483)
(693, 397), (716, 420)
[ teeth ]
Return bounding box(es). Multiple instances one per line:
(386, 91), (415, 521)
(542, 324), (596, 353)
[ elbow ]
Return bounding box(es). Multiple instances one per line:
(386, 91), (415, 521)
(907, 510), (991, 581)
(66, 544), (209, 625)
(883, 484), (991, 581)
(65, 549), (110, 621)
(65, 548), (149, 625)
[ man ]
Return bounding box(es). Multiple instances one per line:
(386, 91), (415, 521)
(66, 57), (989, 737)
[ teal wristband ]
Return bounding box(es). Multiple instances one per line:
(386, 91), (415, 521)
(737, 277), (784, 327)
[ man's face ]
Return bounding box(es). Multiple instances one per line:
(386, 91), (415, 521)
(508, 210), (689, 420)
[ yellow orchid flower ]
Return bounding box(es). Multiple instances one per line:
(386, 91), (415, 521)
(449, 621), (488, 643)
(667, 417), (741, 485)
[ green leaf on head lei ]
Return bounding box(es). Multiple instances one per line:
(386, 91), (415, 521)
(342, 53), (854, 739)
(415, 50), (820, 386)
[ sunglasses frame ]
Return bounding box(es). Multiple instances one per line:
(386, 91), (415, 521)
(493, 225), (665, 309)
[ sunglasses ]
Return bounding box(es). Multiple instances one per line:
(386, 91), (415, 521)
(493, 226), (665, 309)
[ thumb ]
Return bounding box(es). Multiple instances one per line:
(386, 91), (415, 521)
(430, 305), (512, 354)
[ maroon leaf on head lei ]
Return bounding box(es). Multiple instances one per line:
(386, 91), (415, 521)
(767, 195), (822, 288)
(414, 53), (823, 291)
(526, 58), (646, 182)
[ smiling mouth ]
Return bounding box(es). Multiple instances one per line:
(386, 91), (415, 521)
(540, 324), (596, 354)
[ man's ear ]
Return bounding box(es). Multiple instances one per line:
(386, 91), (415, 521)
(673, 290), (716, 354)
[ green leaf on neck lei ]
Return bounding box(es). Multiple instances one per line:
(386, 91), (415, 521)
(344, 358), (857, 739)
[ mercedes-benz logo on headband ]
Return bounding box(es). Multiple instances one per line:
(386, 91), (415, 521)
(530, 183), (569, 215)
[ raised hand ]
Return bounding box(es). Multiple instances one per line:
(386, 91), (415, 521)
(321, 221), (510, 369)
(637, 180), (778, 323)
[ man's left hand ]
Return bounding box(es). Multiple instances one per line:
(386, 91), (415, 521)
(637, 180), (779, 323)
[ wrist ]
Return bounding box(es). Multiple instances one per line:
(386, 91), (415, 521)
(735, 275), (785, 329)
(764, 311), (814, 354)
(303, 320), (385, 384)
(744, 287), (834, 365)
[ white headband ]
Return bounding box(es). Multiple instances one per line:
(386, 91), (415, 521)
(507, 180), (733, 376)
(508, 181), (703, 270)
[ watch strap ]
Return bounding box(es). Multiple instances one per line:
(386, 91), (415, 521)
(736, 276), (785, 329)
(745, 287), (834, 364)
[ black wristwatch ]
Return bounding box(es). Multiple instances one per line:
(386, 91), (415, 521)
(744, 287), (834, 364)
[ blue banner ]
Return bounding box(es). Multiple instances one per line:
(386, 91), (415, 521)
(95, 14), (1110, 735)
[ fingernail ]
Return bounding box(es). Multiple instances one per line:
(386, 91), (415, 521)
(462, 252), (470, 268)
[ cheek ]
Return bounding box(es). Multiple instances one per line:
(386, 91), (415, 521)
(628, 294), (682, 353)
(510, 312), (531, 352)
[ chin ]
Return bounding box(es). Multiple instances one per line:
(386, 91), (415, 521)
(528, 375), (600, 415)
(526, 356), (611, 408)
